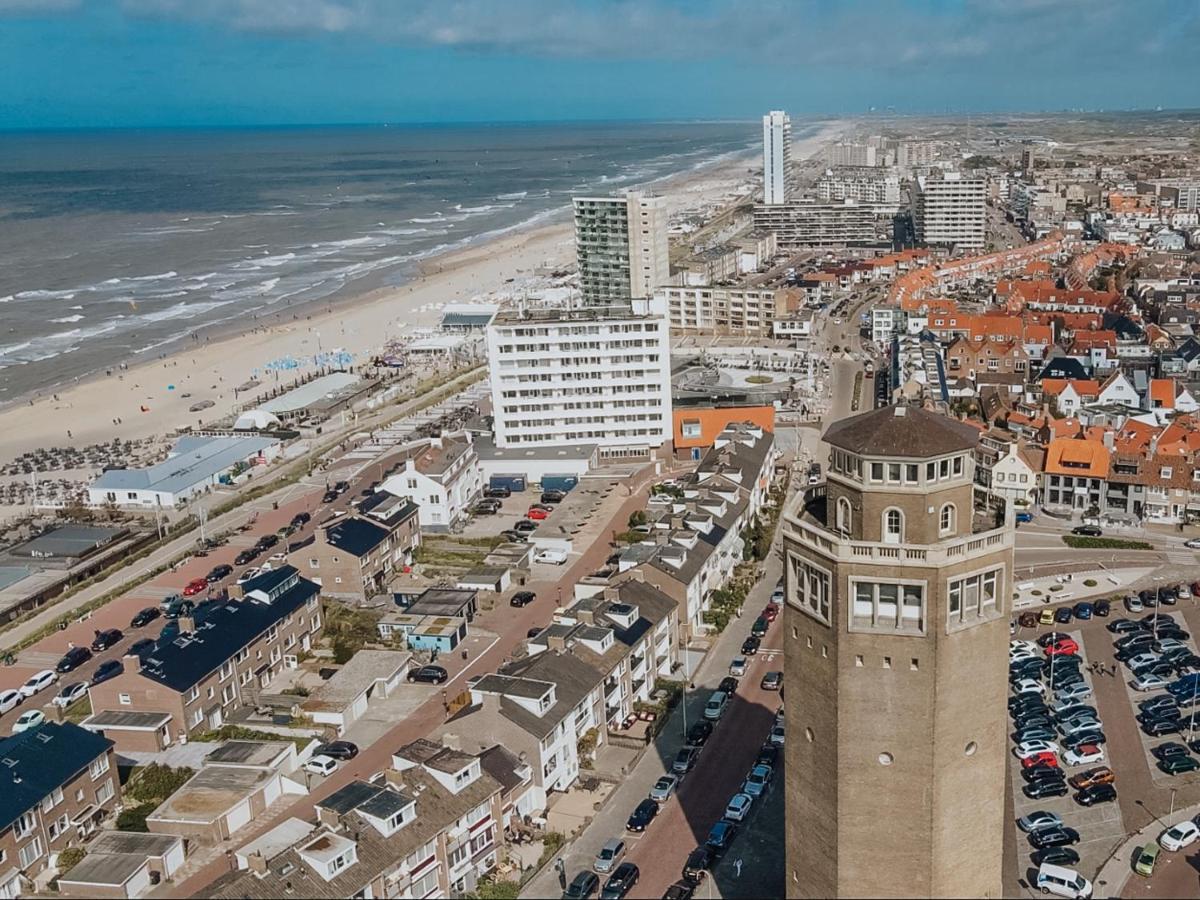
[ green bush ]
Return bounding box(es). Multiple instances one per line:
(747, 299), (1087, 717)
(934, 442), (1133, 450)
(1083, 579), (1097, 588)
(1062, 536), (1152, 550)
(127, 764), (194, 804)
(466, 879), (520, 900)
(56, 847), (86, 874)
(192, 724), (311, 751)
(116, 803), (157, 833)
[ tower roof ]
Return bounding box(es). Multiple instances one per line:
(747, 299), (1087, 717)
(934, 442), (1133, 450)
(823, 405), (979, 459)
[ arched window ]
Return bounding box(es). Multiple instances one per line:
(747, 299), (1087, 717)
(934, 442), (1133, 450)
(836, 497), (852, 533)
(883, 508), (904, 544)
(939, 503), (956, 536)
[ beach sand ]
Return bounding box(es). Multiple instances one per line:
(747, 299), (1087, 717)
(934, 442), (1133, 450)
(0, 121), (845, 464)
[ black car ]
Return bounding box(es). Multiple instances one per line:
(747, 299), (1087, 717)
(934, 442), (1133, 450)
(1159, 589), (1179, 607)
(207, 564), (233, 583)
(91, 659), (124, 686)
(1107, 618), (1143, 634)
(563, 871), (600, 900)
(1022, 764), (1061, 783)
(718, 676), (739, 695)
(741, 636), (761, 655)
(663, 881), (695, 900)
(687, 720), (714, 747)
(90, 628), (123, 652)
(601, 863), (639, 900)
(756, 743), (779, 768)
(541, 490), (567, 504)
(1160, 756), (1200, 775)
(626, 798), (659, 832)
(1023, 777), (1069, 800)
(55, 645), (93, 673)
(234, 548), (259, 566)
(316, 741), (359, 761)
(484, 486), (512, 499)
(1054, 607), (1073, 625)
(1029, 825), (1080, 849)
(127, 638), (156, 657)
(1093, 599), (1111, 617)
(682, 846), (713, 882)
(255, 534), (280, 550)
(291, 512), (311, 528)
(510, 591), (537, 608)
(1150, 742), (1190, 761)
(1071, 525), (1102, 537)
(1140, 695), (1179, 715)
(1075, 783), (1117, 806)
(514, 519), (538, 534)
(322, 489), (339, 503)
(1031, 847), (1081, 868)
(407, 665), (448, 685)
(333, 480), (350, 494)
(500, 529), (528, 543)
(526, 627), (543, 639)
(130, 606), (161, 628)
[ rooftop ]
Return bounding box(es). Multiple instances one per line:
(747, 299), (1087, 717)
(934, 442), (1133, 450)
(10, 524), (125, 560)
(150, 765), (276, 823)
(204, 740), (293, 768)
(91, 435), (279, 497)
(258, 372), (361, 415)
(320, 516), (391, 557)
(0, 722), (114, 833)
(824, 404), (979, 458)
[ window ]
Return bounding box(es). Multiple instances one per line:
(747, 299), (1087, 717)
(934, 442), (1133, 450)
(89, 755), (110, 779)
(851, 580), (925, 632)
(939, 503), (956, 536)
(96, 779), (114, 804)
(14, 811), (35, 839)
(681, 419), (702, 438)
(883, 508), (904, 544)
(948, 569), (1002, 624)
(789, 554), (831, 625)
(1162, 466), (1174, 478)
(118, 693), (131, 705)
(870, 462), (884, 482)
(186, 686), (199, 704)
(835, 497), (852, 533)
(953, 456), (963, 476)
(18, 838), (43, 869)
(47, 814), (68, 841)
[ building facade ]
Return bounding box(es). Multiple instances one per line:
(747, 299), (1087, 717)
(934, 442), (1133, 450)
(306, 497), (421, 600)
(573, 192), (669, 304)
(762, 110), (791, 205)
(752, 200), (885, 250)
(660, 285), (783, 336)
(485, 300), (672, 455)
(914, 172), (986, 251)
(783, 405), (1013, 898)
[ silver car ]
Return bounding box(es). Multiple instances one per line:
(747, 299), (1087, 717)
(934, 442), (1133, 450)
(593, 838), (625, 874)
(648, 775), (677, 803)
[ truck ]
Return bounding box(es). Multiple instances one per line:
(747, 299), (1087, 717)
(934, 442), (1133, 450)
(488, 473), (527, 493)
(539, 473), (579, 493)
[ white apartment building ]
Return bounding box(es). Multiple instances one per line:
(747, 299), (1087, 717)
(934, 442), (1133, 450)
(485, 299), (672, 455)
(762, 110), (791, 205)
(816, 172), (901, 209)
(914, 172), (986, 251)
(752, 199), (884, 249)
(573, 192), (669, 304)
(378, 433), (484, 532)
(826, 141), (880, 168)
(659, 285), (781, 337)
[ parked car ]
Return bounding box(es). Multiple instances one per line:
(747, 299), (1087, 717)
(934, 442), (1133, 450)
(743, 764), (773, 798)
(741, 636), (761, 655)
(52, 682), (89, 709)
(1018, 811), (1063, 833)
(703, 692), (729, 721)
(729, 656), (748, 676)
(91, 659), (124, 686)
(1018, 611), (1040, 628)
(648, 775), (678, 803)
(234, 548), (259, 566)
(12, 710), (46, 733)
(761, 671), (783, 691)
(510, 591), (537, 607)
(672, 748), (699, 775)
(600, 862), (639, 899)
(526, 507), (550, 521)
(514, 519), (538, 534)
(723, 793), (754, 822)
(0, 690), (22, 716)
(1071, 525), (1102, 537)
(407, 665), (448, 684)
(540, 490), (567, 504)
(1160, 756), (1200, 775)
(182, 577), (208, 597)
(305, 755), (339, 777)
(19, 669), (58, 698)
(1094, 599), (1111, 617)
(1126, 595), (1145, 613)
(91, 628), (124, 652)
(126, 638), (156, 657)
(483, 486), (512, 499)
(1015, 511), (1034, 524)
(718, 676), (739, 695)
(1039, 608), (1057, 625)
(1134, 843), (1161, 877)
(1029, 826), (1081, 849)
(1030, 847), (1080, 868)
(55, 646), (92, 673)
(1159, 820), (1200, 852)
(315, 740), (359, 761)
(704, 821), (738, 854)
(1024, 777), (1069, 800)
(1075, 783), (1117, 806)
(472, 501), (501, 516)
(1073, 602), (1093, 620)
(593, 839), (626, 874)
(625, 798), (659, 833)
(563, 872), (600, 900)
(682, 846), (713, 882)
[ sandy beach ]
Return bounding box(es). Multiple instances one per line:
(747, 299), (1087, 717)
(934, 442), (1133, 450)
(0, 121), (845, 465)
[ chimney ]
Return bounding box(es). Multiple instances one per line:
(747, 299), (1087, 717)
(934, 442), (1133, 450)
(1150, 434), (1159, 455)
(247, 852), (268, 876)
(630, 568), (645, 583)
(178, 616), (196, 635)
(316, 806), (340, 828)
(1102, 430), (1114, 451)
(603, 586), (620, 603)
(547, 633), (566, 651)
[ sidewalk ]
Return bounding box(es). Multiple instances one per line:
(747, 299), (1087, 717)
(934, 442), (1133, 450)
(1013, 567), (1154, 610)
(1093, 800), (1200, 898)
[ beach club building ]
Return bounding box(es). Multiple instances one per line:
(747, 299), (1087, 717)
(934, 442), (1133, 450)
(87, 434), (280, 508)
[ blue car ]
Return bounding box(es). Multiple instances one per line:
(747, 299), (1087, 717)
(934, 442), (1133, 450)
(705, 820), (738, 854)
(1073, 602), (1093, 620)
(1016, 511), (1034, 524)
(1168, 674), (1200, 696)
(90, 659), (124, 686)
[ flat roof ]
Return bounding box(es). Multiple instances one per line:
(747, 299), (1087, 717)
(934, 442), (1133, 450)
(302, 650), (411, 712)
(204, 740), (293, 767)
(82, 710), (173, 731)
(91, 435), (279, 496)
(473, 433), (596, 462)
(88, 831), (182, 858)
(150, 766), (276, 824)
(259, 372), (360, 415)
(58, 852), (148, 888)
(11, 525), (125, 560)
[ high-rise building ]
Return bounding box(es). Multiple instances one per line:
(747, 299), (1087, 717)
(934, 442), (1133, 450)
(753, 199), (887, 250)
(573, 192), (669, 305)
(485, 298), (671, 455)
(816, 172), (901, 210)
(762, 110), (792, 205)
(783, 404), (1013, 899)
(913, 172), (986, 251)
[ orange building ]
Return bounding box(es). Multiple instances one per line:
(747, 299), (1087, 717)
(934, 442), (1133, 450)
(672, 405), (775, 459)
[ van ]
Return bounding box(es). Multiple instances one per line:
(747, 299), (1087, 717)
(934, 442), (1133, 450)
(1036, 863), (1093, 899)
(533, 548), (568, 566)
(703, 691), (729, 721)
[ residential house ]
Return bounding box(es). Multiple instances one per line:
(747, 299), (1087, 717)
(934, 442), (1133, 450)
(306, 494), (421, 600)
(0, 723), (119, 892)
(87, 567), (323, 748)
(380, 433), (484, 532)
(1039, 438), (1111, 515)
(57, 831), (186, 900)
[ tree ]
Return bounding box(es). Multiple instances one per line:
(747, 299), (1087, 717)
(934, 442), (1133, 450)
(466, 881), (520, 900)
(628, 510), (649, 528)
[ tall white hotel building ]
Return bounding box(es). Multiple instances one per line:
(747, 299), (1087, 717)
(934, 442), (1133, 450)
(762, 110), (792, 205)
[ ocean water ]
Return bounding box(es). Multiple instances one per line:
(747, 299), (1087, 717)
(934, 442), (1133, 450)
(0, 120), (766, 400)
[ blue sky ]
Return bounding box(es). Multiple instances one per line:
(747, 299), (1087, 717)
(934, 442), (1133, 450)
(0, 0), (1197, 128)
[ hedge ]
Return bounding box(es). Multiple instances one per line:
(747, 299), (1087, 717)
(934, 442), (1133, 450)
(1062, 536), (1153, 550)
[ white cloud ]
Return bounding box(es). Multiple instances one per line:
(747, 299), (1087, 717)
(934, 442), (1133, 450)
(0, 0), (80, 10)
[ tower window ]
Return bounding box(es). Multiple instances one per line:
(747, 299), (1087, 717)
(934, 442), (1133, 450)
(850, 580), (926, 632)
(948, 568), (1002, 625)
(836, 497), (853, 533)
(883, 508), (904, 543)
(939, 503), (956, 536)
(789, 553), (831, 625)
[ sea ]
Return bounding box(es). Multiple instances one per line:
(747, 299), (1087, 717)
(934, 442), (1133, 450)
(0, 120), (769, 402)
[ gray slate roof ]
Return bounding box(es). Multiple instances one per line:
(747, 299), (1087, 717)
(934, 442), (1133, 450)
(823, 404), (979, 458)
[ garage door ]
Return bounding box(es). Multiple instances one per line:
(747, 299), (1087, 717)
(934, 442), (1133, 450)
(263, 775), (282, 807)
(226, 799), (251, 835)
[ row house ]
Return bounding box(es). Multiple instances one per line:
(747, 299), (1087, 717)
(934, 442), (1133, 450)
(974, 430), (1041, 507)
(307, 494), (420, 600)
(380, 433), (484, 532)
(1039, 437), (1111, 515)
(1040, 379), (1100, 417)
(945, 336), (1029, 380)
(0, 723), (119, 893)
(210, 739), (521, 899)
(87, 567), (323, 750)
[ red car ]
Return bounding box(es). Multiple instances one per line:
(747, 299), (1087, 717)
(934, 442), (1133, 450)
(761, 604), (779, 622)
(182, 577), (209, 597)
(526, 507), (550, 521)
(1045, 638), (1079, 657)
(1021, 752), (1059, 770)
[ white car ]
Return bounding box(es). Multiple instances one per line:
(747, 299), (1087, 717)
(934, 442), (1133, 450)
(1011, 640), (1039, 654)
(723, 792), (754, 822)
(1125, 652), (1162, 671)
(648, 775), (678, 803)
(533, 549), (568, 566)
(1062, 744), (1105, 767)
(769, 724), (785, 746)
(1159, 820), (1200, 852)
(729, 656), (748, 677)
(1155, 639), (1189, 656)
(1014, 740), (1061, 760)
(1012, 678), (1045, 696)
(236, 567), (263, 585)
(1177, 584), (1193, 600)
(52, 682), (89, 709)
(1060, 717), (1102, 737)
(0, 689), (21, 715)
(1011, 648), (1040, 664)
(11, 710), (45, 733)
(1186, 538), (1200, 550)
(1132, 673), (1170, 692)
(304, 754), (339, 777)
(19, 669), (57, 698)
(742, 765), (773, 798)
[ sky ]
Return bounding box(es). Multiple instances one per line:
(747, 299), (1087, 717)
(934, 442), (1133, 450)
(1, 0), (1198, 129)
